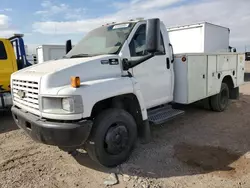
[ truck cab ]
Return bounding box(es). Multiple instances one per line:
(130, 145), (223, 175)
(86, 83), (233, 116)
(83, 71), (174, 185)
(120, 21), (174, 108)
(11, 18), (244, 167)
(0, 34), (31, 109)
(0, 38), (17, 93)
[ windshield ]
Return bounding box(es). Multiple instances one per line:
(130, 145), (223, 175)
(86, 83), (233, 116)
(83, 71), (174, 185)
(66, 23), (136, 58)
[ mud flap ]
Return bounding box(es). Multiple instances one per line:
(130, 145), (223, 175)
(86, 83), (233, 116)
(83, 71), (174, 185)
(140, 120), (151, 144)
(230, 87), (239, 100)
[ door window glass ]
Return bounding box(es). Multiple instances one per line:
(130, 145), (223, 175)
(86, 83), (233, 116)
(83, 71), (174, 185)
(129, 24), (165, 57)
(0, 41), (7, 60)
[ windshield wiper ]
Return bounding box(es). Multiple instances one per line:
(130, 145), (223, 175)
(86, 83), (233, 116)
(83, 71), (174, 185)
(70, 54), (93, 58)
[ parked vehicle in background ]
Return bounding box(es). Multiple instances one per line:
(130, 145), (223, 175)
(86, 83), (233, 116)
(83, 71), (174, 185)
(36, 45), (67, 64)
(0, 34), (32, 109)
(11, 18), (245, 167)
(26, 54), (38, 65)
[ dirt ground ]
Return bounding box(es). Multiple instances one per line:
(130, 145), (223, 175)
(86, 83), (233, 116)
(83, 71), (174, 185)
(1, 82), (250, 188)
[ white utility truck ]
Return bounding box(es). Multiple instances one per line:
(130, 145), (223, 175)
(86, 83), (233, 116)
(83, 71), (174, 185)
(11, 18), (245, 167)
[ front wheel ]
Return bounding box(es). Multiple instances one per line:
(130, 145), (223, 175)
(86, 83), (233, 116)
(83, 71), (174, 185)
(211, 83), (230, 112)
(85, 108), (137, 167)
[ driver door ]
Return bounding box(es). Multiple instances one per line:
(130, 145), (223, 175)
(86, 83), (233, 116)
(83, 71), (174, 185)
(0, 40), (14, 92)
(128, 23), (173, 109)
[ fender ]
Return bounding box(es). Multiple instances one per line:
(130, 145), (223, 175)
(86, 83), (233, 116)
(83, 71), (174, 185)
(218, 71), (236, 91)
(57, 77), (148, 120)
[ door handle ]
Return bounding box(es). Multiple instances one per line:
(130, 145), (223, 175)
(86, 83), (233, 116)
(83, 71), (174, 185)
(166, 58), (170, 69)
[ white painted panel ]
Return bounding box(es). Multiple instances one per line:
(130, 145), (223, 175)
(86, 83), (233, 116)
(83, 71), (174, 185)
(133, 55), (172, 109)
(48, 48), (65, 60)
(173, 55), (188, 104)
(217, 55), (237, 72)
(237, 54), (245, 86)
(204, 23), (230, 52)
(168, 22), (230, 54)
(168, 26), (204, 54)
(188, 55), (207, 103)
(207, 56), (219, 96)
(36, 45), (66, 63)
(36, 47), (44, 64)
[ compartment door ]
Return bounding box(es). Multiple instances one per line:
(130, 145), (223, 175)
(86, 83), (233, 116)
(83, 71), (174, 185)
(207, 55), (220, 96)
(236, 54), (245, 86)
(187, 55), (207, 103)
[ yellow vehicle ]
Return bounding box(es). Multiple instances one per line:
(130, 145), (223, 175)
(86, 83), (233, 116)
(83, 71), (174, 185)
(0, 34), (31, 109)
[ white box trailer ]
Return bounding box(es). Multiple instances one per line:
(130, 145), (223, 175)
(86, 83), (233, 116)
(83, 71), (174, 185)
(168, 22), (230, 54)
(36, 45), (66, 64)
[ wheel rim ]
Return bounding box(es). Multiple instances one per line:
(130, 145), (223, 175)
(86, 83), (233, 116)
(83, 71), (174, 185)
(104, 123), (129, 155)
(220, 88), (228, 107)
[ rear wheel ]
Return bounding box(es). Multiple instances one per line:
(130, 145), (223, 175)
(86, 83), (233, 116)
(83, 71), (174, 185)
(211, 83), (230, 112)
(85, 108), (137, 167)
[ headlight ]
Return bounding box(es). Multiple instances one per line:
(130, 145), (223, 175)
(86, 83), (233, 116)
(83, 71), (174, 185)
(42, 96), (83, 114)
(62, 98), (74, 112)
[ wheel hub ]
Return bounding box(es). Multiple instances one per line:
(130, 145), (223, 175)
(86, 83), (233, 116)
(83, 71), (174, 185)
(105, 124), (129, 155)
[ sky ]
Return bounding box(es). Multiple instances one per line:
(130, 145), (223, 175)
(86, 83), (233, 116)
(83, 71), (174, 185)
(0, 0), (250, 53)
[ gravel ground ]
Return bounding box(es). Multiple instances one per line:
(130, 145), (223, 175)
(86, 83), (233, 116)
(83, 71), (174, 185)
(1, 83), (250, 188)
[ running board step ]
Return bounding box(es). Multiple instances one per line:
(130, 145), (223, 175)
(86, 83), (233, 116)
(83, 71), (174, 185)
(148, 106), (185, 125)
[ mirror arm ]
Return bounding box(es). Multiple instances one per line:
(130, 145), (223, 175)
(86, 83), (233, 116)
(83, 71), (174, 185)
(123, 53), (155, 71)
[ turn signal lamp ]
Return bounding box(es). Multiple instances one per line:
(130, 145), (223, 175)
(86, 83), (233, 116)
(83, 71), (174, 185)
(71, 76), (80, 88)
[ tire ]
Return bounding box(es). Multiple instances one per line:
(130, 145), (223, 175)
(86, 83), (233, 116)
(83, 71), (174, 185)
(85, 108), (137, 167)
(211, 83), (230, 112)
(203, 97), (212, 110)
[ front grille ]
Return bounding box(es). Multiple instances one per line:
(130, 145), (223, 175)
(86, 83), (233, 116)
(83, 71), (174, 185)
(12, 79), (39, 110)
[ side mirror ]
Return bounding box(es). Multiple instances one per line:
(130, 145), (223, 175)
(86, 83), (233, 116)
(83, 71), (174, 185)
(146, 18), (161, 54)
(66, 40), (72, 54)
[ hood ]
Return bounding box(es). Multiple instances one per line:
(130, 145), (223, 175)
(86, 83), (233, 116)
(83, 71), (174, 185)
(12, 55), (122, 94)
